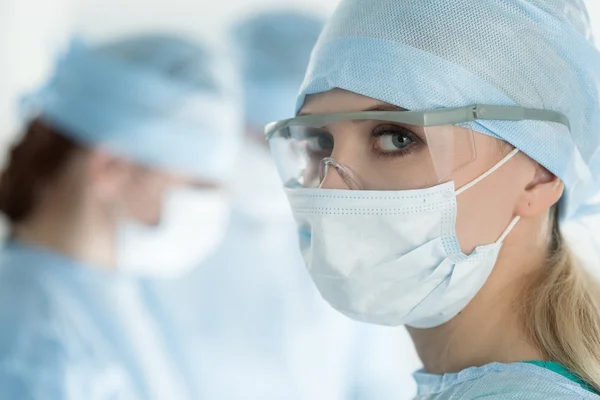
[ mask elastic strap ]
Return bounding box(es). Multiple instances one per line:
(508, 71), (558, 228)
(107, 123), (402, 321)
(496, 216), (521, 244)
(455, 148), (520, 196)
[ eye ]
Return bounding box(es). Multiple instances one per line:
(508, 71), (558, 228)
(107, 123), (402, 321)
(306, 133), (334, 154)
(378, 133), (413, 151)
(373, 125), (419, 155)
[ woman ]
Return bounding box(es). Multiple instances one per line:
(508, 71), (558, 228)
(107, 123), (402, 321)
(0, 35), (241, 398)
(266, 0), (600, 398)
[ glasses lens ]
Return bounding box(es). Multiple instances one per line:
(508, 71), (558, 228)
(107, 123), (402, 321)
(268, 118), (476, 190)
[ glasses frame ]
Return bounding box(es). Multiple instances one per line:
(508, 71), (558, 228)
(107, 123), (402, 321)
(264, 104), (570, 139)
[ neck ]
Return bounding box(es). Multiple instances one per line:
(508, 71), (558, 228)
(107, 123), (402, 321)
(407, 220), (548, 375)
(13, 193), (117, 269)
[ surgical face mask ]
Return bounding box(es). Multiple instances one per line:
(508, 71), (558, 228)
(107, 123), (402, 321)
(117, 187), (230, 279)
(285, 148), (520, 328)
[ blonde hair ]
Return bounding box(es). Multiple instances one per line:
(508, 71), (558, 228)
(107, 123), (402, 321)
(525, 206), (600, 392)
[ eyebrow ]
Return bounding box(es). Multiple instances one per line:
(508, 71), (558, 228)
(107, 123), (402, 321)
(298, 103), (408, 116)
(363, 104), (408, 112)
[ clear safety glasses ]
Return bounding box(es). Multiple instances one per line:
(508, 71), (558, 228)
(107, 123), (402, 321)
(265, 104), (570, 190)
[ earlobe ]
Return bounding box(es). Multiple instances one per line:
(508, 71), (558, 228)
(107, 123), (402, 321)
(516, 165), (564, 218)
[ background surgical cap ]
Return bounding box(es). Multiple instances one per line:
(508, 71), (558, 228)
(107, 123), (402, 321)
(231, 11), (324, 127)
(297, 0), (600, 220)
(20, 35), (243, 183)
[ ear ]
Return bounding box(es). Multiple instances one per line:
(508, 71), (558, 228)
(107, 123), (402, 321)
(86, 149), (132, 202)
(515, 162), (564, 218)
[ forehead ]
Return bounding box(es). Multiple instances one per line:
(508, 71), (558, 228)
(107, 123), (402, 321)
(300, 88), (395, 115)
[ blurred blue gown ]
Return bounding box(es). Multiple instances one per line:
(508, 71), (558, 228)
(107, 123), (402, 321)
(0, 241), (204, 400)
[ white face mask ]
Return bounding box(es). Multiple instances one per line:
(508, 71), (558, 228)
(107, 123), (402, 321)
(285, 149), (520, 328)
(117, 187), (230, 279)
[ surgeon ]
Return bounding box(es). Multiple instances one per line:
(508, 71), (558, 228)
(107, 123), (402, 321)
(0, 34), (241, 398)
(161, 10), (421, 399)
(265, 0), (600, 398)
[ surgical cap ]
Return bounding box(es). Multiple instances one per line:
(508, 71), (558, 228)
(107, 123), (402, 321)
(231, 11), (324, 127)
(21, 35), (243, 183)
(297, 0), (600, 220)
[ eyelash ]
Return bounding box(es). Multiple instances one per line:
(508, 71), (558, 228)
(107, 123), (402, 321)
(371, 124), (423, 158)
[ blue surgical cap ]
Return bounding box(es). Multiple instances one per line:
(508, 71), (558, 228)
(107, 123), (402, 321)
(231, 11), (324, 127)
(21, 35), (243, 183)
(297, 0), (600, 220)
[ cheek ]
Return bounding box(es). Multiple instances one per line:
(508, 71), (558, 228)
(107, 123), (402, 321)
(451, 135), (524, 253)
(455, 177), (518, 254)
(120, 175), (170, 226)
(454, 153), (529, 254)
(120, 188), (163, 225)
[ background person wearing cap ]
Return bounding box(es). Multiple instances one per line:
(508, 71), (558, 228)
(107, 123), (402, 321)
(158, 10), (420, 399)
(264, 0), (600, 398)
(0, 34), (241, 399)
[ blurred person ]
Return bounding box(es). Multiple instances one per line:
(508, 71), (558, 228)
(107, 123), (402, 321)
(264, 0), (600, 398)
(148, 11), (420, 399)
(0, 34), (241, 399)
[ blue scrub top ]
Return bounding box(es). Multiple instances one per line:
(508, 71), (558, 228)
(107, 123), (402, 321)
(414, 361), (600, 399)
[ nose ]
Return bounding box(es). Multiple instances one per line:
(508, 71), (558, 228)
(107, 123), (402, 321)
(320, 165), (351, 189)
